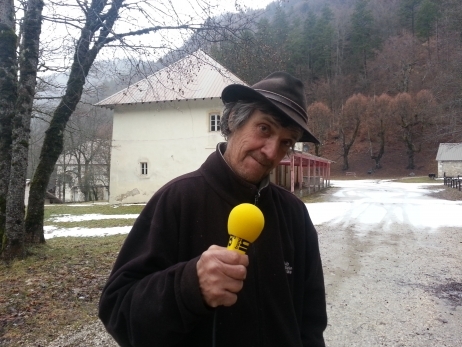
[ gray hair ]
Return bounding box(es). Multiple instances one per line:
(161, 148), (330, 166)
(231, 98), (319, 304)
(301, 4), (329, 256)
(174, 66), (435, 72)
(220, 101), (303, 141)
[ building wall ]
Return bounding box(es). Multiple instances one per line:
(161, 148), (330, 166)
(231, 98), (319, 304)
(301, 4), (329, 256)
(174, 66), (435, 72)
(109, 99), (224, 204)
(438, 160), (462, 178)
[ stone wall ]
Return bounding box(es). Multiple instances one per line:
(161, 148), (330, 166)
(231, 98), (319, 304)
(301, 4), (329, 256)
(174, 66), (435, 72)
(438, 161), (462, 177)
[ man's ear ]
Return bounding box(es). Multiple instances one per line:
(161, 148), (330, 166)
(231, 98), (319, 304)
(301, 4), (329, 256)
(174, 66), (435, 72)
(227, 111), (235, 132)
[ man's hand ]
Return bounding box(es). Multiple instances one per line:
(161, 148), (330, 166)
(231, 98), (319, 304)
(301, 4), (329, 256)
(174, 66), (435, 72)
(196, 245), (249, 307)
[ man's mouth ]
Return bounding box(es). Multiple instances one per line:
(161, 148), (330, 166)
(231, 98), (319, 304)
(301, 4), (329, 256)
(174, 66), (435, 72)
(250, 155), (272, 168)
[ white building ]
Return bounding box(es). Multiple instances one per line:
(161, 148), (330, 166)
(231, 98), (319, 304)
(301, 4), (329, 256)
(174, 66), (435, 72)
(97, 51), (246, 204)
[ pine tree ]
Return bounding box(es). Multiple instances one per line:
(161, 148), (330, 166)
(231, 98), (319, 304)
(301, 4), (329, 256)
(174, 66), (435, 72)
(399, 0), (423, 36)
(303, 11), (318, 81)
(415, 0), (440, 43)
(349, 0), (380, 78)
(312, 6), (334, 79)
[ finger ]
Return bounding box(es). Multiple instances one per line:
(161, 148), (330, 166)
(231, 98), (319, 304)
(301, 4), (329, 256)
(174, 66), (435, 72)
(204, 275), (244, 295)
(221, 263), (247, 281)
(221, 292), (238, 307)
(198, 273), (242, 307)
(197, 250), (246, 307)
(199, 251), (247, 281)
(197, 255), (246, 283)
(205, 290), (238, 308)
(207, 245), (249, 267)
(223, 277), (244, 294)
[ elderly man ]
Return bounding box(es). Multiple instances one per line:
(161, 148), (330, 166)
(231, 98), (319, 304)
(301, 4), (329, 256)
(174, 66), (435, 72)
(99, 72), (327, 347)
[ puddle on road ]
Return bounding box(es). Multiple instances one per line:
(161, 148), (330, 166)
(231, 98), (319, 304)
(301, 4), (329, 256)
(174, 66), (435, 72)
(432, 281), (462, 307)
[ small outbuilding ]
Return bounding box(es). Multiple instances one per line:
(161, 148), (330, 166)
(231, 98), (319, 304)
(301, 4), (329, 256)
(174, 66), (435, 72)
(436, 143), (462, 177)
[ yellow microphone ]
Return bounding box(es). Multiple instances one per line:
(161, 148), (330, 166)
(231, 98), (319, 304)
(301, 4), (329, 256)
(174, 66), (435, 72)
(227, 203), (264, 254)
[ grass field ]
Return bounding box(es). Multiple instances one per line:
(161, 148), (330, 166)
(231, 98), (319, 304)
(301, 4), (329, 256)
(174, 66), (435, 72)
(1, 204), (144, 347)
(0, 234), (127, 347)
(44, 204), (144, 230)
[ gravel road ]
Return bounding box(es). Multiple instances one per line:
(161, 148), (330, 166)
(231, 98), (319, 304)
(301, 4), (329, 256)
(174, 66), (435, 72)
(42, 180), (462, 347)
(318, 180), (462, 346)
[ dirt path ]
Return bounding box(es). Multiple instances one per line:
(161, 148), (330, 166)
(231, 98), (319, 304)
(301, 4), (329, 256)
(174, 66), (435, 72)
(42, 180), (462, 346)
(317, 181), (462, 346)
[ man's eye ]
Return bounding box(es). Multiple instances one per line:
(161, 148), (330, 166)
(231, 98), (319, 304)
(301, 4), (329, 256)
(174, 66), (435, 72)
(258, 125), (269, 133)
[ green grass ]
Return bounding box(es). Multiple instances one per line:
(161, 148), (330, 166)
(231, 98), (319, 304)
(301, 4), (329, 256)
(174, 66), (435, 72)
(44, 204), (144, 220)
(1, 204), (144, 345)
(49, 218), (137, 229)
(43, 203), (144, 229)
(393, 176), (439, 183)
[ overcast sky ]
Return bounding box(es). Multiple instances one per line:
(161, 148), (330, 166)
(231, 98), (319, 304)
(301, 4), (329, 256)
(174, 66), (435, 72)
(37, 0), (276, 71)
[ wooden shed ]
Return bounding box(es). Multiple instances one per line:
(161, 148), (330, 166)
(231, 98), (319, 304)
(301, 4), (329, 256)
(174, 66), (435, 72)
(272, 151), (333, 197)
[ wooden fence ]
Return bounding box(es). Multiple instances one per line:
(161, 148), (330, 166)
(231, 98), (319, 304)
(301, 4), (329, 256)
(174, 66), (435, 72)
(443, 175), (462, 191)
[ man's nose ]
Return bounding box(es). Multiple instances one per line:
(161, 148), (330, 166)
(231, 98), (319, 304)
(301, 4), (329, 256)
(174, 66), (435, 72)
(261, 138), (280, 161)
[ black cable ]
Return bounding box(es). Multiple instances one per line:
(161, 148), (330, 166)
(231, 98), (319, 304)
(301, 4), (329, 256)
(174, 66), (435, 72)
(212, 309), (218, 347)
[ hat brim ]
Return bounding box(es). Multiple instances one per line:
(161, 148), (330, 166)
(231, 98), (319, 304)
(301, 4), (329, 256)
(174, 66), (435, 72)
(222, 84), (320, 144)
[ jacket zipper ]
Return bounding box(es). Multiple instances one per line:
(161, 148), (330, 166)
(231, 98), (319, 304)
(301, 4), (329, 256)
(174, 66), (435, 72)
(254, 190), (261, 205)
(253, 187), (264, 347)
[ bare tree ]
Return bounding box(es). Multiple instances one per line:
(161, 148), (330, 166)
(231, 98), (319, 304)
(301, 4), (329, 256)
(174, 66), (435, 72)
(367, 93), (392, 170)
(390, 91), (434, 170)
(0, 0), (17, 252)
(307, 101), (332, 156)
(1, 0), (43, 260)
(368, 32), (424, 95)
(63, 108), (111, 202)
(339, 93), (367, 171)
(0, 0), (255, 259)
(392, 93), (420, 170)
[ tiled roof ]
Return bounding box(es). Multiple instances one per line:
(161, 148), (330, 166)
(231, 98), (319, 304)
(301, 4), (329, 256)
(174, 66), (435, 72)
(436, 143), (462, 161)
(96, 50), (247, 108)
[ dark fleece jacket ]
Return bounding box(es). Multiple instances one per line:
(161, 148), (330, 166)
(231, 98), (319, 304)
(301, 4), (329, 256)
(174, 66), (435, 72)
(99, 143), (327, 347)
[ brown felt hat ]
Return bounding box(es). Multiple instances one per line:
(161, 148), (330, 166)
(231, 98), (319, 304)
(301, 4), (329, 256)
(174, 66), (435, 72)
(221, 72), (319, 144)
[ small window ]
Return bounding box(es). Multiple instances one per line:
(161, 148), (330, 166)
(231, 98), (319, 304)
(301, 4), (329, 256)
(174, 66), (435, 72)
(210, 114), (221, 132)
(141, 162), (148, 175)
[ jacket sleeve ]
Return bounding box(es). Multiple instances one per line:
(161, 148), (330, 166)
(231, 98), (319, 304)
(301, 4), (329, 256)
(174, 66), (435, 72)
(98, 191), (213, 347)
(300, 206), (327, 347)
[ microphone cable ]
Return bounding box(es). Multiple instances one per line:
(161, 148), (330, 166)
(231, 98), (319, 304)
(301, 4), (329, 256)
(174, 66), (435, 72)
(212, 309), (218, 347)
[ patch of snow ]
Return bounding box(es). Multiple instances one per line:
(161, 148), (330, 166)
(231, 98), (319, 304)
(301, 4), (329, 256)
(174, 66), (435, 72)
(44, 225), (132, 239)
(307, 179), (462, 234)
(44, 179), (462, 239)
(48, 214), (139, 222)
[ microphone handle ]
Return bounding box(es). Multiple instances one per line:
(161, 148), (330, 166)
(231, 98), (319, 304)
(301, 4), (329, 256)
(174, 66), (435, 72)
(227, 235), (251, 254)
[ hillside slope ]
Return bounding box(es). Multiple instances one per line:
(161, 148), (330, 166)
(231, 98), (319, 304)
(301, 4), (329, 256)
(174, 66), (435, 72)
(318, 136), (439, 179)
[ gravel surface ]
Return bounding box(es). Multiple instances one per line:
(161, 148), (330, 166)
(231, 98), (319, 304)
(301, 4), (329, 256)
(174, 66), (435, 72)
(319, 224), (461, 346)
(40, 181), (462, 347)
(40, 321), (117, 347)
(318, 181), (462, 347)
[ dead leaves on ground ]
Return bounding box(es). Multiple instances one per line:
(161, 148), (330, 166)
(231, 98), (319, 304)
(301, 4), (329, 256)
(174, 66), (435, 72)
(0, 235), (126, 347)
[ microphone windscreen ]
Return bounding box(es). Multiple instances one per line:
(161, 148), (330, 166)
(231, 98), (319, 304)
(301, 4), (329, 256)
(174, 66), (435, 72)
(227, 203), (264, 243)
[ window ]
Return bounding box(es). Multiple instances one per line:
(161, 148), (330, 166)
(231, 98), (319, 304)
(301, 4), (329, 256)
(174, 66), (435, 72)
(210, 114), (221, 132)
(141, 162), (148, 175)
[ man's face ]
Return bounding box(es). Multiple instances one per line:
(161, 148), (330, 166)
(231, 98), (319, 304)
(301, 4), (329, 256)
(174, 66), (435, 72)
(223, 109), (300, 185)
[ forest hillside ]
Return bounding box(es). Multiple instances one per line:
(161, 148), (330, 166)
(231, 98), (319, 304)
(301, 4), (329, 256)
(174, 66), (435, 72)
(323, 133), (438, 179)
(29, 0), (461, 182)
(205, 0), (462, 177)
